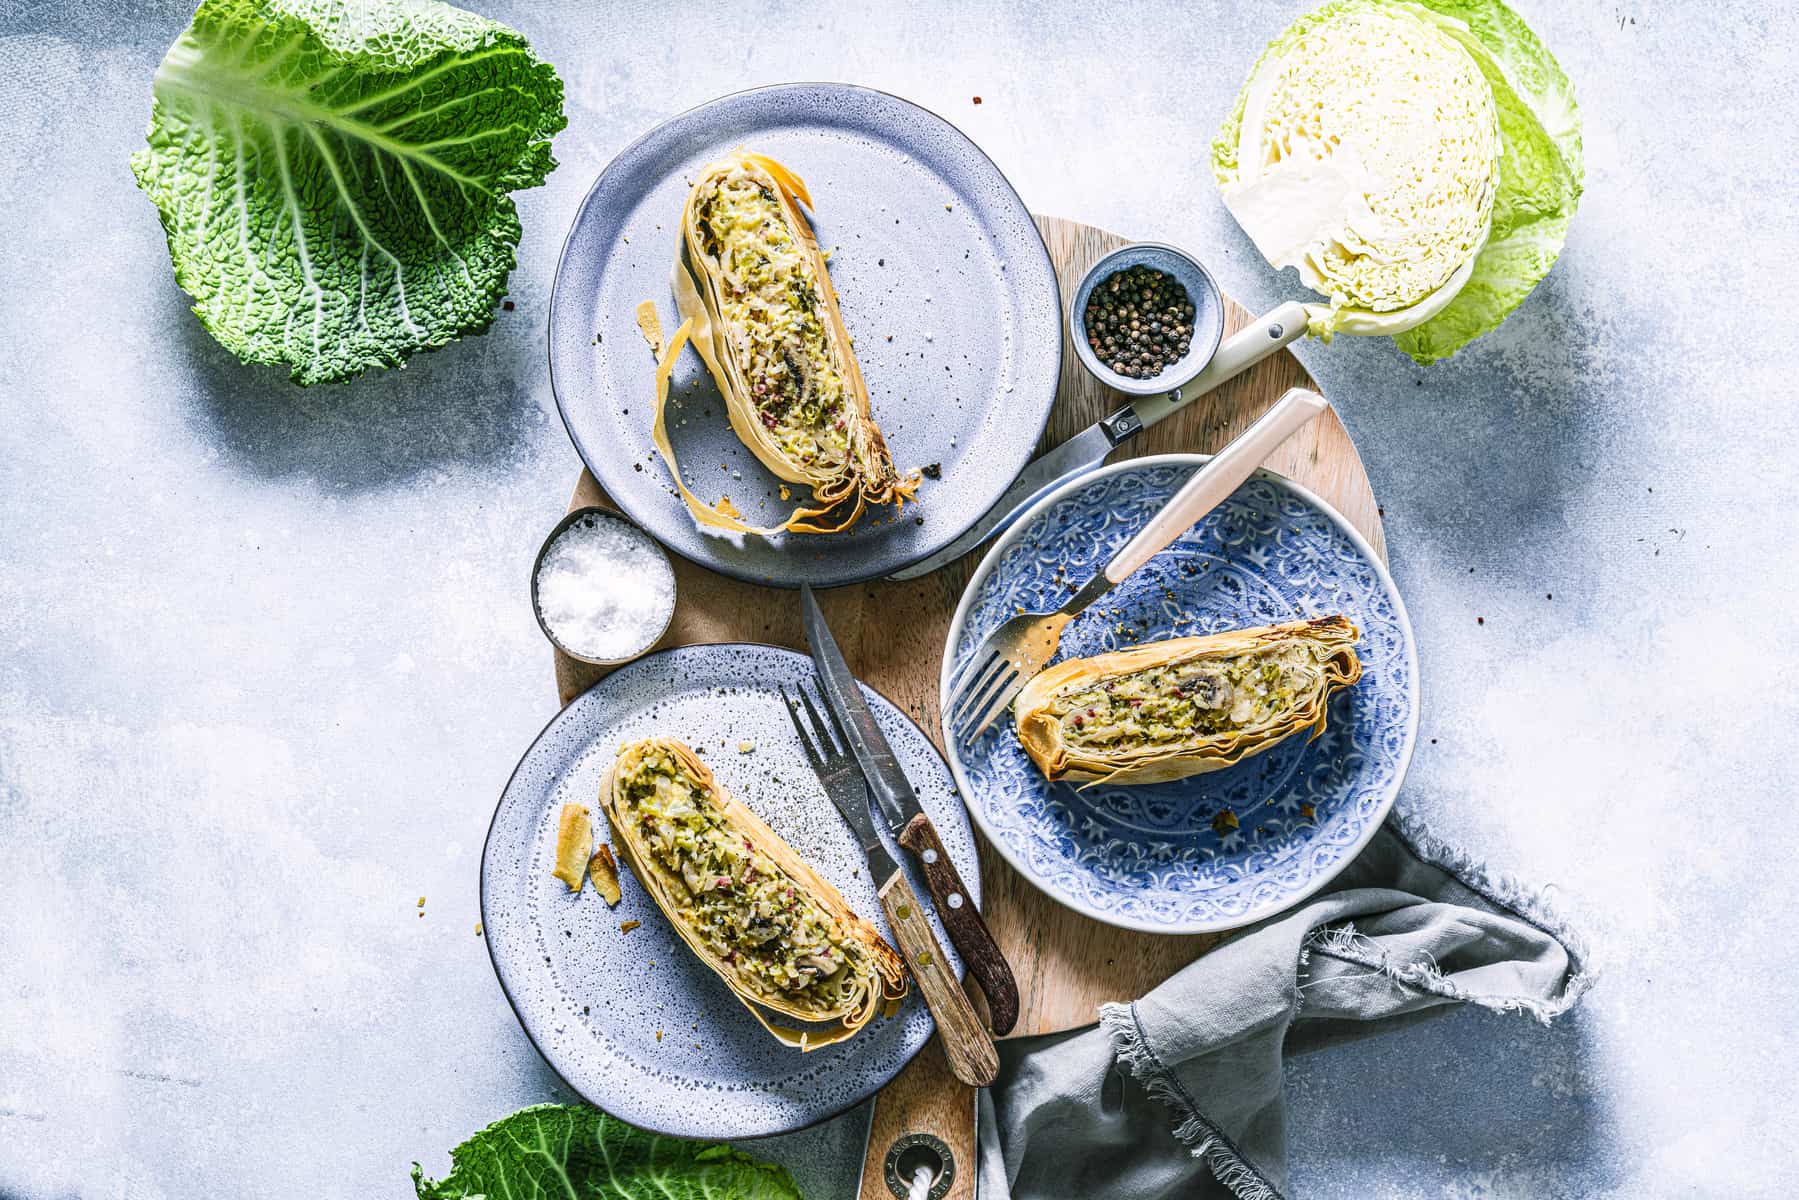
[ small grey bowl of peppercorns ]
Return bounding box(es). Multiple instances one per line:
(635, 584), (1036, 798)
(1069, 243), (1227, 396)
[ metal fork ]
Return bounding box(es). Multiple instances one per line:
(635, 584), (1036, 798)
(781, 684), (897, 881)
(780, 685), (1000, 1086)
(945, 387), (1328, 746)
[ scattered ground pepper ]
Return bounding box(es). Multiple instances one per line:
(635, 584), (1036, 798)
(921, 462), (942, 480)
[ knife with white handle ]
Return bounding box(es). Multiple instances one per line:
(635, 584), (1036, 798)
(890, 300), (1309, 580)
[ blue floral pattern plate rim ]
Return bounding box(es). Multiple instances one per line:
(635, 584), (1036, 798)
(940, 454), (1419, 935)
(481, 643), (978, 1139)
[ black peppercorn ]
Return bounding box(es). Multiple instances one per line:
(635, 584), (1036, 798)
(1084, 264), (1196, 380)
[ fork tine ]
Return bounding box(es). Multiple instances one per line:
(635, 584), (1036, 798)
(813, 681), (857, 757)
(962, 670), (1022, 744)
(947, 644), (998, 697)
(780, 687), (823, 765)
(795, 685), (840, 759)
(952, 655), (1015, 734)
(942, 644), (1014, 708)
(948, 652), (1008, 728)
(957, 665), (1020, 744)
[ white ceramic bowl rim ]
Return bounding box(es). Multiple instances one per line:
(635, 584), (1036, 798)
(529, 505), (677, 666)
(1067, 242), (1228, 397)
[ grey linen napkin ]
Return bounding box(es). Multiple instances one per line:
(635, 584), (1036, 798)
(977, 808), (1594, 1200)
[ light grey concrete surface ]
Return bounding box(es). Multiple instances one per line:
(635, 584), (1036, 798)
(1, 2), (1793, 1197)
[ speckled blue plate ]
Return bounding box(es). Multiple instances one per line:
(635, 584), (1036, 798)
(481, 644), (978, 1139)
(547, 83), (1062, 588)
(942, 456), (1418, 934)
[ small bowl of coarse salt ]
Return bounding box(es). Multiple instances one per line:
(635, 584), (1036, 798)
(530, 507), (677, 666)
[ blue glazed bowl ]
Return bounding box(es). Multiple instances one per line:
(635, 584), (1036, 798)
(1069, 242), (1227, 396)
(940, 455), (1418, 934)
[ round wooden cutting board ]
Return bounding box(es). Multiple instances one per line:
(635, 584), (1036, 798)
(549, 216), (1385, 1199)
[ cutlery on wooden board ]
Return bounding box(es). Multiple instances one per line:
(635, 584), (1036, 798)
(780, 684), (1000, 1088)
(890, 301), (1310, 580)
(546, 220), (1385, 1200)
(800, 585), (1021, 1036)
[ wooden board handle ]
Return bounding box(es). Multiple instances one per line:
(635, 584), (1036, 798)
(898, 813), (1019, 1036)
(879, 869), (998, 1087)
(857, 1040), (975, 1200)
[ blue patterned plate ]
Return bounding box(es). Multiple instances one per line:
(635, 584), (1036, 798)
(482, 644), (977, 1138)
(941, 456), (1417, 934)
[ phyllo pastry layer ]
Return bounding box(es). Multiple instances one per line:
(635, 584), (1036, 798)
(653, 151), (916, 535)
(1013, 616), (1362, 786)
(600, 736), (906, 1049)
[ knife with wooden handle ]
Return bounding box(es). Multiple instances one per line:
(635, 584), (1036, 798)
(801, 584), (1022, 1035)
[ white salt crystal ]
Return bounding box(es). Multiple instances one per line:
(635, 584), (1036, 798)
(535, 512), (675, 662)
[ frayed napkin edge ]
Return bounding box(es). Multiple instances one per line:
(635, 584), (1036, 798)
(1100, 1002), (1283, 1200)
(1099, 809), (1599, 1200)
(1381, 804), (1599, 1022)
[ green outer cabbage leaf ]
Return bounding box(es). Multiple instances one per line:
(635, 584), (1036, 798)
(410, 1104), (806, 1200)
(131, 0), (565, 385)
(1213, 0), (1581, 365)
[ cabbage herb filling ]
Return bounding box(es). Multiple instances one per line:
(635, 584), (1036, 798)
(1012, 616), (1363, 786)
(615, 745), (869, 1007)
(656, 152), (916, 536)
(694, 169), (850, 474)
(1045, 644), (1320, 751)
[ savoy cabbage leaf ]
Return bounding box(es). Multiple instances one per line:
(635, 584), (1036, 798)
(132, 0), (565, 385)
(411, 1104), (805, 1200)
